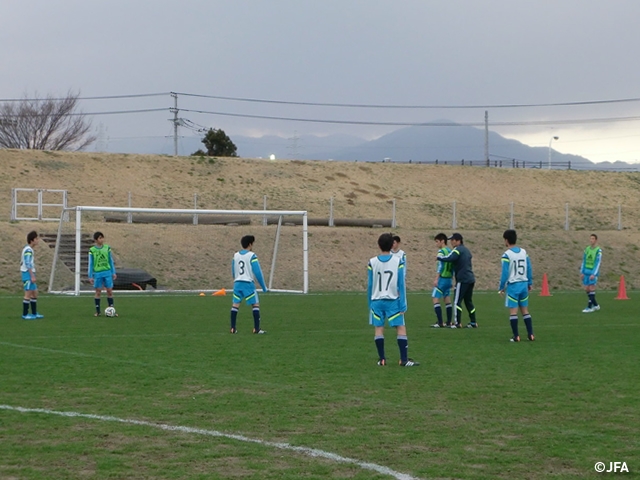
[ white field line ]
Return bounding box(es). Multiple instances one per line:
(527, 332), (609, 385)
(0, 404), (424, 480)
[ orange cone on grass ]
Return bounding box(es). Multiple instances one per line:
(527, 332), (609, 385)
(615, 275), (629, 300)
(539, 273), (551, 296)
(212, 288), (226, 296)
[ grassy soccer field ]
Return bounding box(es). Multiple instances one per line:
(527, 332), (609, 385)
(0, 291), (637, 479)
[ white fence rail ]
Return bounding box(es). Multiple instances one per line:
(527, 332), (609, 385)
(11, 188), (68, 221)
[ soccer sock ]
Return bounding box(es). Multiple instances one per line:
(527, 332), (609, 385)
(446, 303), (453, 324)
(586, 292), (593, 308)
(94, 298), (101, 314)
(510, 315), (519, 337)
(230, 307), (238, 330)
(397, 335), (408, 363)
(523, 314), (533, 336)
(252, 307), (261, 331)
(30, 300), (37, 315)
(434, 303), (443, 325)
(23, 300), (29, 316)
(589, 292), (598, 307)
(107, 297), (114, 307)
(375, 336), (385, 360)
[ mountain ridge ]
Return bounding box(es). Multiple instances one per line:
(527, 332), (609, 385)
(103, 124), (638, 171)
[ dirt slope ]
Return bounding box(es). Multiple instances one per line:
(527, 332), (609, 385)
(1, 149), (639, 293)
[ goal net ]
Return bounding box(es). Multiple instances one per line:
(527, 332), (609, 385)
(47, 206), (308, 295)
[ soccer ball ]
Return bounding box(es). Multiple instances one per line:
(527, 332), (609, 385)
(105, 306), (117, 317)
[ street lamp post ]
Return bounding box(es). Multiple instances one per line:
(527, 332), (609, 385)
(548, 136), (559, 170)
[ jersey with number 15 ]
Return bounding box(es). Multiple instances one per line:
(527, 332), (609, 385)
(499, 247), (532, 291)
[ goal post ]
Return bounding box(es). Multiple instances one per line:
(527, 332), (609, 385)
(48, 206), (308, 295)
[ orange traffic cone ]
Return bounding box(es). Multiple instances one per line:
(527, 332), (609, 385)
(615, 275), (629, 300)
(212, 288), (226, 296)
(539, 273), (551, 296)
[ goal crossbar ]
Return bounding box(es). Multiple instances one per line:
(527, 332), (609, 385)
(50, 206), (309, 295)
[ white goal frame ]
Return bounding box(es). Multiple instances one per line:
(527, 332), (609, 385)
(49, 206), (309, 295)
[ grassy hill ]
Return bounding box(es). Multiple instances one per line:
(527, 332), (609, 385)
(1, 149), (640, 294)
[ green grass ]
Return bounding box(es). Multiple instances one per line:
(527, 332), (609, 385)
(0, 291), (638, 479)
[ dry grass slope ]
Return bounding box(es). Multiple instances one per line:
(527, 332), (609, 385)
(1, 149), (639, 293)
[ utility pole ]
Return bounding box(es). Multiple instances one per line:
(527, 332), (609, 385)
(170, 92), (178, 156)
(484, 110), (489, 167)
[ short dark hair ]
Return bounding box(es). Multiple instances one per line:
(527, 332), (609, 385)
(27, 231), (38, 244)
(378, 233), (394, 252)
(241, 235), (255, 249)
(93, 231), (104, 241)
(434, 233), (447, 243)
(590, 233), (598, 240)
(503, 229), (517, 245)
(392, 235), (401, 243)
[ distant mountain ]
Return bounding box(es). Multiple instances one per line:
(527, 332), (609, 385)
(101, 124), (638, 171)
(322, 124), (596, 169)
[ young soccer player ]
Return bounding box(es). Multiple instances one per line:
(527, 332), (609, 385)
(438, 233), (477, 328)
(20, 230), (44, 320)
(580, 233), (602, 313)
(498, 229), (534, 342)
(431, 233), (453, 328)
(368, 233), (419, 367)
(391, 234), (408, 309)
(230, 235), (268, 334)
(88, 232), (117, 316)
(391, 235), (406, 267)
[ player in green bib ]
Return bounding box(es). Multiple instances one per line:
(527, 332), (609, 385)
(431, 233), (453, 327)
(580, 233), (602, 313)
(88, 231), (117, 316)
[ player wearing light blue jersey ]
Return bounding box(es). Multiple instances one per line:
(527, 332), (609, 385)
(580, 234), (602, 313)
(498, 229), (534, 342)
(230, 235), (268, 334)
(368, 233), (418, 367)
(431, 233), (453, 328)
(88, 232), (117, 317)
(20, 230), (44, 319)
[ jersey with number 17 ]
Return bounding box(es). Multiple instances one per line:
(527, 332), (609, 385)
(368, 255), (404, 301)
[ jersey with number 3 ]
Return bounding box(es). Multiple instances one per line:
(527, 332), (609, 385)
(233, 251), (257, 283)
(499, 247), (532, 290)
(369, 255), (402, 300)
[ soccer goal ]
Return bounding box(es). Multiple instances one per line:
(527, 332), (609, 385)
(48, 206), (309, 295)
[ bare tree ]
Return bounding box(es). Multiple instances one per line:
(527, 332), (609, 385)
(0, 91), (96, 150)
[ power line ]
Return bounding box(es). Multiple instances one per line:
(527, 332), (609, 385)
(173, 91), (640, 109)
(0, 93), (169, 102)
(4, 90), (640, 109)
(179, 108), (640, 127)
(1, 108), (168, 117)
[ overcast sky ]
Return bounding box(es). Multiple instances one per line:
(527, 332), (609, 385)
(2, 0), (640, 162)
